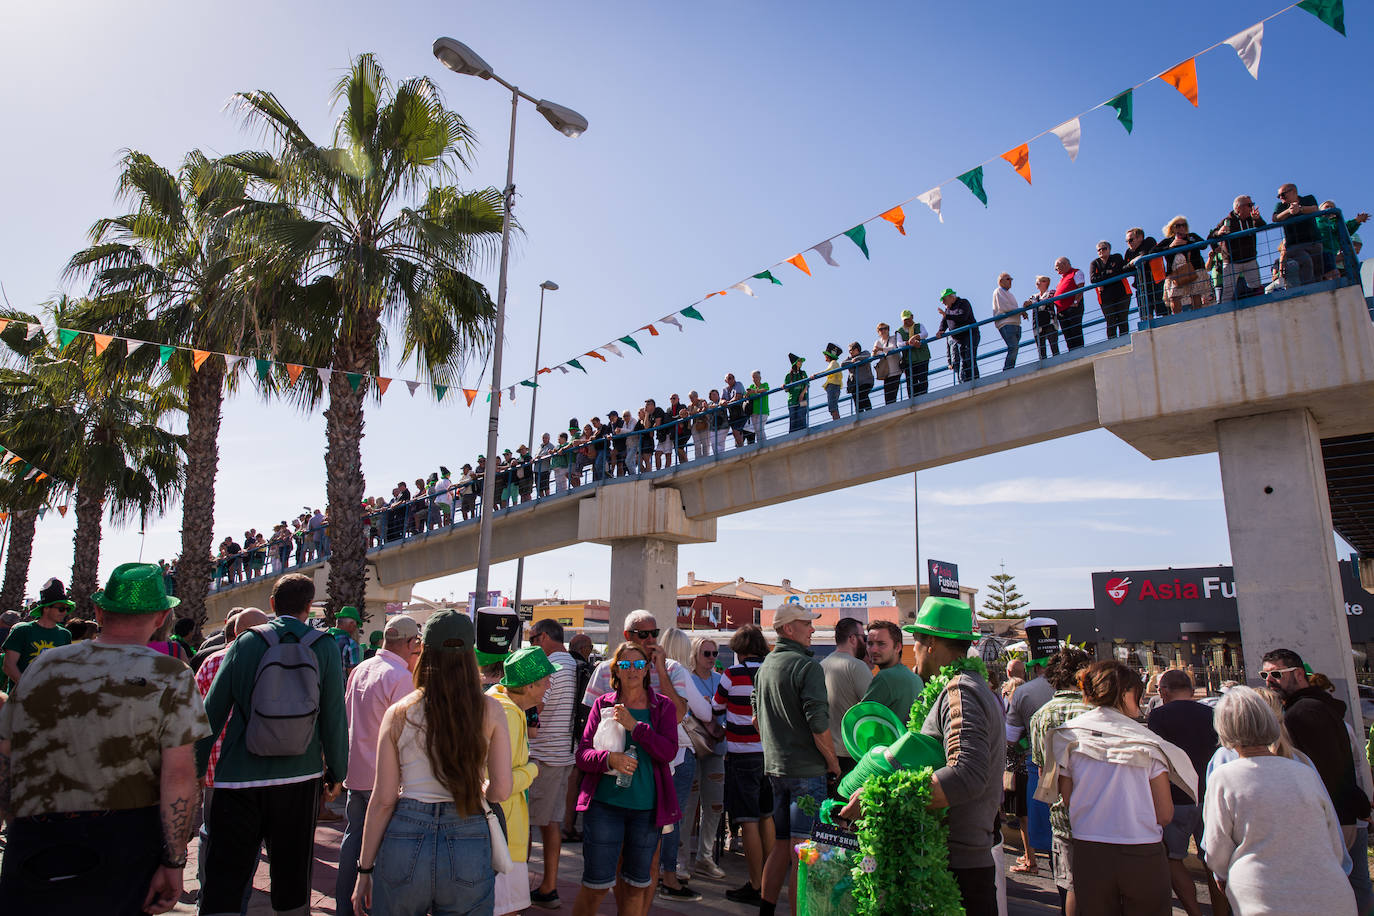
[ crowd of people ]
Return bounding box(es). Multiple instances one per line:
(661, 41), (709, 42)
(198, 183), (1366, 596)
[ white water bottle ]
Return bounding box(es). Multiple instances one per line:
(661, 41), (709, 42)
(616, 746), (637, 788)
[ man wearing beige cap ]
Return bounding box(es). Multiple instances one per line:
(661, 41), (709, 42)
(335, 615), (421, 916)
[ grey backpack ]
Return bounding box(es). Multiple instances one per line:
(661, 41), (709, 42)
(245, 623), (325, 756)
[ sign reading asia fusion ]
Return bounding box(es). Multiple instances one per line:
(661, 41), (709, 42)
(928, 560), (961, 599)
(1091, 563), (1372, 641)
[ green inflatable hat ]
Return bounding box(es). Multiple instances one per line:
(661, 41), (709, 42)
(904, 596), (976, 641)
(841, 701), (905, 760)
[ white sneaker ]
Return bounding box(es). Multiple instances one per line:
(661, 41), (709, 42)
(694, 858), (726, 879)
(676, 866), (691, 881)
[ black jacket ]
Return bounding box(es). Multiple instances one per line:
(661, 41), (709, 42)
(1207, 211), (1267, 264)
(938, 297), (979, 342)
(1283, 686), (1371, 825)
(1090, 253), (1131, 304)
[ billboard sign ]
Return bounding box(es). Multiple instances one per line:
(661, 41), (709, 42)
(762, 590), (897, 612)
(928, 560), (961, 599)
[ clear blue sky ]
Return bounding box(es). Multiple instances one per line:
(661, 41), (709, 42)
(1, 1), (1366, 611)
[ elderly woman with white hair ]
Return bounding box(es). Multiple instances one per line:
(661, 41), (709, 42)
(1202, 686), (1355, 914)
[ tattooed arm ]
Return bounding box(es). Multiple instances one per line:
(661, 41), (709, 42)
(0, 738), (12, 825)
(143, 743), (200, 914)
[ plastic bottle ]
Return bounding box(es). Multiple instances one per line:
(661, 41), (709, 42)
(615, 746), (637, 788)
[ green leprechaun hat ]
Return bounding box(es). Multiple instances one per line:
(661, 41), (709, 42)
(903, 596), (976, 641)
(841, 702), (905, 760)
(92, 563), (180, 615)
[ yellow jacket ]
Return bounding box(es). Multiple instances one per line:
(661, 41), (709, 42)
(489, 685), (539, 862)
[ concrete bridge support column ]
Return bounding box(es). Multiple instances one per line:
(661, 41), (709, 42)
(609, 537), (680, 642)
(1218, 408), (1362, 727)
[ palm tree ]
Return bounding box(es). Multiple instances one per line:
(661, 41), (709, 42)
(64, 150), (277, 629)
(0, 302), (185, 617)
(225, 54), (505, 618)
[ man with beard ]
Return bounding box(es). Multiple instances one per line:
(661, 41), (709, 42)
(822, 616), (872, 775)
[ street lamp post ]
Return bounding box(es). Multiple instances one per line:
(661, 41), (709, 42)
(432, 38), (587, 609)
(511, 280), (557, 616)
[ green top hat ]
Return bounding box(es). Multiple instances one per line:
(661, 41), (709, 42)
(337, 605), (362, 624)
(423, 609), (475, 652)
(475, 606), (521, 666)
(28, 577), (75, 617)
(841, 702), (905, 759)
(500, 646), (562, 688)
(92, 562), (180, 615)
(904, 596), (976, 641)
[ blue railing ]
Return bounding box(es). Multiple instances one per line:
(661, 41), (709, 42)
(206, 210), (1365, 593)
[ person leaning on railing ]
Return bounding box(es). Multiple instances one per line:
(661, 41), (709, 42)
(896, 308), (931, 397)
(1052, 258), (1087, 349)
(1089, 243), (1132, 339)
(746, 370), (770, 443)
(1272, 182), (1324, 286)
(938, 288), (979, 382)
(843, 341), (875, 412)
(1153, 216), (1215, 313)
(1317, 200), (1369, 279)
(1207, 196), (1267, 303)
(1025, 275), (1058, 360)
(1124, 226), (1166, 319)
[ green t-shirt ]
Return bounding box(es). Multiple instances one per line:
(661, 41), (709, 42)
(595, 707), (655, 810)
(747, 382), (771, 415)
(2, 621), (73, 675)
(861, 665), (924, 725)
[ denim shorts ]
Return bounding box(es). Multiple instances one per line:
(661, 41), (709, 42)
(770, 774), (827, 840)
(724, 753), (773, 822)
(581, 799), (661, 890)
(1161, 802), (1203, 860)
(371, 798), (494, 915)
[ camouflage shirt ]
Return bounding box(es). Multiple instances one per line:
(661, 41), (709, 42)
(0, 641), (209, 818)
(1028, 689), (1091, 838)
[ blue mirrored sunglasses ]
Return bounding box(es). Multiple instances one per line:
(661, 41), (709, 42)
(615, 659), (648, 670)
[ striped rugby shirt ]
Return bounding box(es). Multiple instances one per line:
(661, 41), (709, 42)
(713, 657), (763, 754)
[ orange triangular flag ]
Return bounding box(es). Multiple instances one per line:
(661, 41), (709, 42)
(0, 512), (7, 524)
(1160, 58), (1198, 107)
(0, 318), (8, 334)
(787, 254), (811, 276)
(285, 363), (304, 385)
(537, 367), (552, 375)
(35, 473), (47, 482)
(57, 505), (68, 517)
(585, 351), (607, 362)
(462, 388), (478, 406)
(92, 333), (113, 355)
(639, 324), (659, 337)
(192, 349), (211, 371)
(880, 207), (907, 235)
(1001, 144), (1032, 185)
(376, 377), (391, 396)
(7, 455), (21, 465)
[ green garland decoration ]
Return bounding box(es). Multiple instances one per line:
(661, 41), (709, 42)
(852, 656), (988, 915)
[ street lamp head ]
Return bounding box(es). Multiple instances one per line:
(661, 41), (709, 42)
(432, 37), (495, 80)
(540, 281), (559, 291)
(535, 99), (588, 138)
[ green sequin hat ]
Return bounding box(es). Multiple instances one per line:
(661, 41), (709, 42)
(500, 646), (562, 688)
(904, 596), (976, 641)
(92, 563), (180, 615)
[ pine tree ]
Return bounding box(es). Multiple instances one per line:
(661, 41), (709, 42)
(983, 562), (1030, 618)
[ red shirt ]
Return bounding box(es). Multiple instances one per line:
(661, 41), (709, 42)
(1054, 269), (1085, 313)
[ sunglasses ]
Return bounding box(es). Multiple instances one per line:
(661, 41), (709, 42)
(701, 650), (718, 657)
(629, 628), (659, 639)
(616, 659), (648, 670)
(1259, 666), (1298, 681)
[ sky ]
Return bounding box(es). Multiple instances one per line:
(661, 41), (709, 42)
(0, 0), (1367, 613)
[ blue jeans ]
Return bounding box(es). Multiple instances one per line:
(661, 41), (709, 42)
(998, 323), (1021, 370)
(581, 798), (661, 890)
(788, 404), (807, 432)
(335, 788), (370, 916)
(1349, 824), (1372, 916)
(593, 450), (607, 481)
(768, 773), (827, 840)
(371, 798), (494, 916)
(660, 752), (697, 873)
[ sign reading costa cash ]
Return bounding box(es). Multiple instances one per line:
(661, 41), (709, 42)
(928, 560), (961, 599)
(1092, 563), (1373, 641)
(763, 590), (897, 612)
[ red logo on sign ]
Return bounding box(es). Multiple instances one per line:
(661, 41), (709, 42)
(1104, 577), (1132, 605)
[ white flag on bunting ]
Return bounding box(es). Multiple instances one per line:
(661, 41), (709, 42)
(1051, 118), (1081, 162)
(317, 368), (331, 386)
(126, 339), (144, 356)
(555, 365), (569, 374)
(812, 240), (840, 267)
(406, 381), (421, 396)
(224, 355), (241, 373)
(1225, 23), (1263, 79)
(730, 282), (756, 297)
(603, 342), (622, 358)
(25, 323), (41, 340)
(916, 188), (943, 223)
(661, 315), (683, 332)
(508, 386), (516, 402)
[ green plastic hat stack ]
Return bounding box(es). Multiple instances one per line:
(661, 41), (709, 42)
(838, 744), (897, 798)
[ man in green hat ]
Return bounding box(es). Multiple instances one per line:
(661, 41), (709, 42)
(2, 577), (74, 688)
(903, 596), (1005, 916)
(784, 353), (809, 432)
(0, 562), (210, 913)
(329, 605), (364, 675)
(363, 629), (383, 661)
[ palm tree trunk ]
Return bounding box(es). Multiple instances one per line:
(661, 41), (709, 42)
(176, 362), (225, 631)
(322, 342), (369, 622)
(71, 485), (103, 618)
(0, 509), (38, 612)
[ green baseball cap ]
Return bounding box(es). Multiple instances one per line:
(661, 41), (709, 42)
(91, 563), (180, 615)
(938, 288), (957, 301)
(423, 609), (475, 652)
(500, 646), (561, 688)
(337, 605), (363, 624)
(904, 596), (976, 641)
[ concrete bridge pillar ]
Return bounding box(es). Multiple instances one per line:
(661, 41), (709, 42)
(1218, 408), (1362, 727)
(579, 479), (716, 639)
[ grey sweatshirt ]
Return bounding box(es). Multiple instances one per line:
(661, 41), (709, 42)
(919, 670), (1006, 869)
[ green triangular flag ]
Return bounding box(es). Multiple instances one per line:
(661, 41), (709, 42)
(680, 306), (705, 322)
(843, 225), (870, 259)
(159, 345), (175, 366)
(752, 270), (782, 286)
(256, 358), (270, 381)
(38, 507), (46, 520)
(617, 335), (642, 354)
(520, 379), (538, 389)
(57, 328), (80, 351)
(567, 359), (586, 373)
(434, 385), (448, 402)
(1299, 0), (1345, 35)
(1107, 90), (1133, 134)
(957, 167), (988, 206)
(346, 372), (363, 392)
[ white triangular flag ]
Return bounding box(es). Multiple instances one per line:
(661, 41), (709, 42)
(1051, 118), (1081, 162)
(126, 339), (144, 356)
(812, 240), (840, 267)
(26, 323), (42, 340)
(661, 315), (683, 332)
(1225, 23), (1263, 79)
(223, 354), (241, 373)
(555, 365), (569, 374)
(317, 367), (331, 386)
(507, 385), (516, 403)
(917, 188), (943, 223)
(406, 381), (421, 396)
(603, 342), (622, 358)
(730, 282), (756, 298)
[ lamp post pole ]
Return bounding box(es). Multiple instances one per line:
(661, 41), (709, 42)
(512, 280), (557, 617)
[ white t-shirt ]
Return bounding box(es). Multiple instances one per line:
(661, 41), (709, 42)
(1064, 751), (1167, 844)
